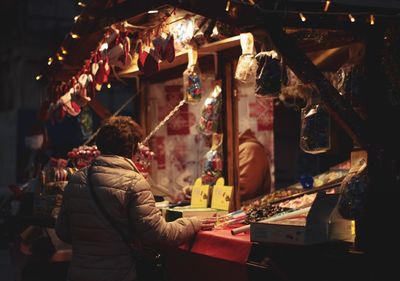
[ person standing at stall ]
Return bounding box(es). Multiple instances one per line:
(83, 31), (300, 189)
(238, 128), (271, 202)
(55, 116), (215, 281)
(181, 128), (272, 204)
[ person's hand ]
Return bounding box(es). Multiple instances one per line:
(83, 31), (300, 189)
(182, 185), (192, 200)
(199, 217), (217, 231)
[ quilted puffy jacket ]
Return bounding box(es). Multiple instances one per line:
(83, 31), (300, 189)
(55, 155), (201, 281)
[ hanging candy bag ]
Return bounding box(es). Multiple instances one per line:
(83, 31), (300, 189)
(255, 50), (282, 98)
(183, 47), (202, 103)
(235, 33), (257, 83)
(198, 82), (222, 135)
(201, 134), (223, 186)
(300, 102), (331, 154)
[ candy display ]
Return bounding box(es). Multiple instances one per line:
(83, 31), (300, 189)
(300, 103), (331, 154)
(67, 145), (101, 169)
(201, 149), (223, 185)
(242, 168), (348, 211)
(245, 205), (294, 224)
(255, 50), (282, 97)
(183, 64), (202, 103)
(198, 84), (222, 135)
(201, 134), (223, 185)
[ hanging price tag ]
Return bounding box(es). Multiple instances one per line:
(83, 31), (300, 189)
(190, 178), (210, 208)
(211, 178), (233, 211)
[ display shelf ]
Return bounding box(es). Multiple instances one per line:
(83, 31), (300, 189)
(117, 35), (241, 77)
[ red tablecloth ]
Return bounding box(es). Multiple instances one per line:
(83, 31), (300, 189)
(181, 224), (252, 264)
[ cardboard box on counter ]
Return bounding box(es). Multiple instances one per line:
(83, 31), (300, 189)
(250, 192), (354, 245)
(164, 206), (228, 222)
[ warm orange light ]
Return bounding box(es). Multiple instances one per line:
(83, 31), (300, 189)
(57, 53), (64, 61)
(107, 83), (111, 89)
(348, 14), (355, 22)
(36, 74), (42, 81)
(324, 1), (331, 12)
(299, 13), (306, 22)
(48, 57), (53, 65)
(74, 15), (80, 22)
(370, 14), (375, 25)
(61, 47), (68, 55)
(70, 32), (80, 39)
(225, 1), (231, 12)
(77, 2), (86, 7)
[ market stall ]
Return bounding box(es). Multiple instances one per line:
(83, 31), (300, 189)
(24, 0), (400, 280)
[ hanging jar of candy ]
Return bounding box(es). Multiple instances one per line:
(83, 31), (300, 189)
(183, 47), (202, 103)
(201, 134), (223, 185)
(198, 82), (222, 135)
(300, 101), (331, 154)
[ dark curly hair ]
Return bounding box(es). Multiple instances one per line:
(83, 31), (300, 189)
(96, 116), (144, 158)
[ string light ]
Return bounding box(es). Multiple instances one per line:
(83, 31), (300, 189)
(324, 1), (331, 12)
(107, 83), (112, 89)
(370, 14), (375, 25)
(74, 15), (80, 22)
(348, 14), (355, 22)
(299, 13), (307, 22)
(70, 32), (80, 39)
(225, 1), (231, 12)
(48, 57), (53, 66)
(77, 2), (86, 7)
(35, 74), (42, 81)
(57, 53), (64, 61)
(61, 47), (68, 55)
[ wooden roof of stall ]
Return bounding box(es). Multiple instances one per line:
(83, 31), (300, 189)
(40, 0), (400, 150)
(42, 0), (400, 82)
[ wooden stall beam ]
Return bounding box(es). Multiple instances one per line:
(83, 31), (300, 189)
(263, 18), (369, 148)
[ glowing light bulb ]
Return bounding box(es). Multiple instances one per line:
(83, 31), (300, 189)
(36, 74), (42, 81)
(48, 57), (53, 66)
(348, 14), (355, 23)
(370, 14), (375, 25)
(74, 15), (80, 22)
(70, 32), (80, 39)
(324, 1), (331, 12)
(61, 47), (68, 55)
(225, 1), (231, 12)
(77, 2), (86, 7)
(107, 83), (111, 89)
(299, 13), (306, 22)
(147, 10), (158, 14)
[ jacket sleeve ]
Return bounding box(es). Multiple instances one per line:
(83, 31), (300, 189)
(55, 188), (72, 244)
(127, 179), (201, 247)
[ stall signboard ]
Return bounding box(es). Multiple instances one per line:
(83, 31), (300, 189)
(190, 178), (211, 208)
(211, 178), (233, 211)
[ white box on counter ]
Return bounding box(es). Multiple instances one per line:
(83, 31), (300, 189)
(250, 192), (354, 245)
